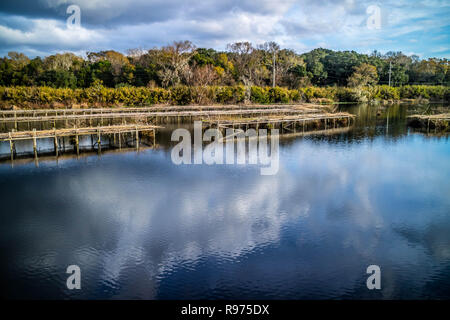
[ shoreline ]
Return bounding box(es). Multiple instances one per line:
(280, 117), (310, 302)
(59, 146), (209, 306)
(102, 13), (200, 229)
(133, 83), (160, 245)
(0, 98), (447, 111)
(1, 85), (448, 110)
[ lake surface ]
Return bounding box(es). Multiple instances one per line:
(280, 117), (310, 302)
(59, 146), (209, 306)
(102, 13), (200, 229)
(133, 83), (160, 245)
(0, 103), (449, 299)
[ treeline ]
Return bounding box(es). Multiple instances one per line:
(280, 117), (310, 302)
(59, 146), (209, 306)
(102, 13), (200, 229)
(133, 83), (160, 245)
(1, 85), (448, 108)
(1, 41), (449, 89)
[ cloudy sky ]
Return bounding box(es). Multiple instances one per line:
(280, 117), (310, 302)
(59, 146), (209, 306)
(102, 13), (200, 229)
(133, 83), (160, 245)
(0, 0), (449, 58)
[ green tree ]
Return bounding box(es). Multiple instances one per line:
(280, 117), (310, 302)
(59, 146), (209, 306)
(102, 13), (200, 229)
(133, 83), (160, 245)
(347, 63), (378, 87)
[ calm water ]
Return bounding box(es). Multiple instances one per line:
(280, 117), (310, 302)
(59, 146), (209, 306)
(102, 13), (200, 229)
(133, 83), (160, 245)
(0, 103), (449, 299)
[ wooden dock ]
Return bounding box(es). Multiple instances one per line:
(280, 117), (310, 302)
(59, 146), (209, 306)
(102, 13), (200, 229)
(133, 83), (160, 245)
(407, 113), (450, 133)
(0, 103), (355, 161)
(203, 112), (355, 134)
(0, 108), (320, 125)
(1, 124), (161, 160)
(0, 103), (327, 117)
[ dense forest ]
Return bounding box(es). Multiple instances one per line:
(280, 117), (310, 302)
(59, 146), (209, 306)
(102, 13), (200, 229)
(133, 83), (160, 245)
(1, 41), (449, 89)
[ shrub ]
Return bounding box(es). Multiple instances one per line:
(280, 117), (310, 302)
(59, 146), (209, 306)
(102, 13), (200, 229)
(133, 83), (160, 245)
(214, 86), (234, 104)
(336, 87), (368, 102)
(250, 86), (269, 104)
(169, 86), (192, 105)
(268, 87), (290, 103)
(0, 85), (448, 107)
(372, 85), (400, 100)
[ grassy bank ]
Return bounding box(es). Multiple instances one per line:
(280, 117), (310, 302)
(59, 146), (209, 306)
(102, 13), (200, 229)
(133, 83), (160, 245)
(0, 85), (448, 109)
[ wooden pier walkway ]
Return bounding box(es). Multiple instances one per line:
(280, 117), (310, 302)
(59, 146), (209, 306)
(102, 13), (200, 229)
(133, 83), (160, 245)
(0, 108), (319, 125)
(407, 113), (450, 133)
(1, 124), (161, 160)
(0, 103), (326, 117)
(0, 103), (354, 161)
(203, 112), (355, 133)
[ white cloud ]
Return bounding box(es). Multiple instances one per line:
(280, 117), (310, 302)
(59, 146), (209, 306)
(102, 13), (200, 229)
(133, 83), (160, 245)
(0, 0), (449, 58)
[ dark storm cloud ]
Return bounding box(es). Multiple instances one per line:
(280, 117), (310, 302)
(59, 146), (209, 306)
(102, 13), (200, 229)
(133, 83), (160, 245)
(0, 0), (182, 27)
(0, 0), (292, 27)
(0, 0), (58, 19)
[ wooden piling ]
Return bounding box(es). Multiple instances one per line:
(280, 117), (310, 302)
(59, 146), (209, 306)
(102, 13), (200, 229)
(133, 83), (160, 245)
(32, 128), (37, 159)
(97, 127), (101, 153)
(75, 130), (79, 155)
(9, 132), (14, 161)
(54, 128), (58, 157)
(135, 126), (139, 150)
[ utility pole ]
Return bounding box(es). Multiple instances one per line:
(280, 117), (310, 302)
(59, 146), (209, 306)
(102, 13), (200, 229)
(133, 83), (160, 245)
(388, 61), (392, 87)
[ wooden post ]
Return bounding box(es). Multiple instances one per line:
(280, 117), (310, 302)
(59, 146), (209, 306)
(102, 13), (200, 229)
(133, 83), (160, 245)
(54, 128), (58, 157)
(9, 132), (14, 162)
(33, 128), (37, 159)
(135, 126), (139, 151)
(119, 132), (122, 150)
(97, 127), (101, 153)
(75, 130), (79, 155)
(153, 129), (156, 147)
